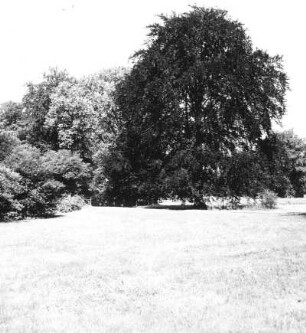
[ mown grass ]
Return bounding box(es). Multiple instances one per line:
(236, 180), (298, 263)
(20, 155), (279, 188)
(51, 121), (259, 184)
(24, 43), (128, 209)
(0, 201), (306, 332)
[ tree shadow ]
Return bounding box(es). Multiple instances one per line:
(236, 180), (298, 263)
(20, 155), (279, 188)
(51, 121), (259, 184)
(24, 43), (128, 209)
(0, 213), (65, 224)
(43, 213), (65, 219)
(282, 212), (306, 218)
(144, 204), (208, 210)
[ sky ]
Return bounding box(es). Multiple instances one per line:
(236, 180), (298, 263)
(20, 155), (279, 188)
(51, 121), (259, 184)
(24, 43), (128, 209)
(0, 0), (305, 137)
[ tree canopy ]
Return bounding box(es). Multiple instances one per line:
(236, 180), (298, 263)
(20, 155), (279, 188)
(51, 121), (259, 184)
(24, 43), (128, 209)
(104, 7), (289, 206)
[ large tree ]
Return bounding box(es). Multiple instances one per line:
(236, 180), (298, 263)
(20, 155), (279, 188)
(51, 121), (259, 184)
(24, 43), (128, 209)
(104, 7), (288, 206)
(22, 68), (74, 150)
(22, 67), (127, 162)
(45, 68), (127, 162)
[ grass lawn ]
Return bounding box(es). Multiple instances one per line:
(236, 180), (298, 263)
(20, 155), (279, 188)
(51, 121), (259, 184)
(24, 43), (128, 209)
(0, 201), (306, 332)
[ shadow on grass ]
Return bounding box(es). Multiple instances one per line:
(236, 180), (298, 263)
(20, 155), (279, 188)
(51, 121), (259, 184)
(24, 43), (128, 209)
(283, 212), (306, 218)
(42, 213), (65, 219)
(144, 204), (208, 210)
(0, 213), (65, 224)
(143, 203), (254, 211)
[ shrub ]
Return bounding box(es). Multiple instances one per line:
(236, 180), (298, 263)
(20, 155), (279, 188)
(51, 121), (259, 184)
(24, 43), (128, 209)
(204, 196), (242, 210)
(57, 195), (86, 213)
(0, 131), (19, 161)
(4, 145), (65, 218)
(41, 150), (92, 196)
(259, 190), (278, 209)
(4, 144), (42, 178)
(0, 165), (24, 221)
(2, 145), (93, 220)
(22, 179), (64, 217)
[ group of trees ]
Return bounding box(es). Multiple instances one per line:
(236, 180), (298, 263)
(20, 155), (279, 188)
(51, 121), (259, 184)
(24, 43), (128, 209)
(0, 68), (124, 219)
(1, 7), (306, 219)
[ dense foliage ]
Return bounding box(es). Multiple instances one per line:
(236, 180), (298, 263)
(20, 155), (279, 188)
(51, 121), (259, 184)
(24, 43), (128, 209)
(0, 67), (125, 220)
(103, 7), (289, 206)
(1, 7), (305, 219)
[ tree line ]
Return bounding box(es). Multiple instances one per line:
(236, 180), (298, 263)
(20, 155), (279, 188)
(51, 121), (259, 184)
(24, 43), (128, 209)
(1, 7), (306, 220)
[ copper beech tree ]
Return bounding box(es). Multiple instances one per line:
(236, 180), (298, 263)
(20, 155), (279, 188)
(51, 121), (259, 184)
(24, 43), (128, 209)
(103, 7), (289, 206)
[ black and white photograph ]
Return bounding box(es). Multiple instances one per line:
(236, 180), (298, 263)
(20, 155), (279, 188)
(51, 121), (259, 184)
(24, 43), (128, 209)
(0, 0), (305, 331)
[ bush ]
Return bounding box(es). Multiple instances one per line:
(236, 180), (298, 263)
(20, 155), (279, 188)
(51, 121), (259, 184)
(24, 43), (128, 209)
(0, 165), (24, 221)
(3, 146), (92, 219)
(22, 179), (64, 217)
(57, 195), (86, 213)
(0, 131), (19, 161)
(41, 150), (92, 196)
(259, 190), (278, 209)
(4, 145), (64, 218)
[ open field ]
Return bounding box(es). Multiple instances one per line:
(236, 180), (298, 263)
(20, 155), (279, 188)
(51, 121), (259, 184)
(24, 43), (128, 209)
(1, 200), (306, 332)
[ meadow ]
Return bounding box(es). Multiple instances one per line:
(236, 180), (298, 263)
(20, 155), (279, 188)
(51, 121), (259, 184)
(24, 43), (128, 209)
(0, 200), (305, 332)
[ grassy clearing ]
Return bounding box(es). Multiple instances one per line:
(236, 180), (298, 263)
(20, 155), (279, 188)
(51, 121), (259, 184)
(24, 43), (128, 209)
(0, 201), (306, 332)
